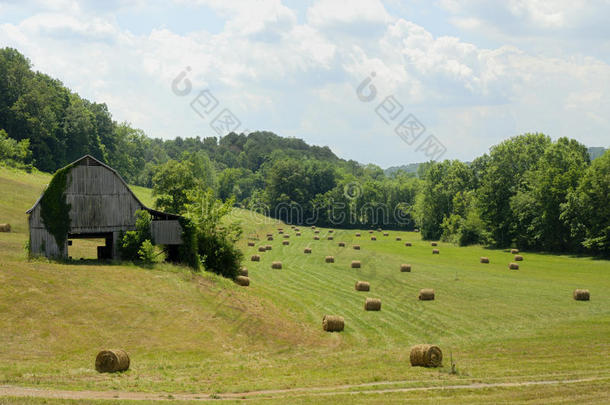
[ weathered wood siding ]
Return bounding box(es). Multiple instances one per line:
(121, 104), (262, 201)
(152, 220), (183, 245)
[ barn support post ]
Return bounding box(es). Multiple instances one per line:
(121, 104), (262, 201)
(112, 231), (121, 260)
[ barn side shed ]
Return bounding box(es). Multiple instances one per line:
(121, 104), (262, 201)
(27, 155), (183, 260)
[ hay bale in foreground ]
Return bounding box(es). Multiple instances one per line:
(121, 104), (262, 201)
(271, 261), (282, 269)
(432, 249), (440, 254)
(0, 224), (11, 232)
(251, 255), (261, 262)
(282, 241), (290, 246)
(239, 267), (248, 276)
(400, 264), (411, 272)
(353, 245), (361, 250)
(514, 255), (523, 261)
(364, 298), (381, 311)
(258, 246), (266, 252)
(351, 260), (361, 268)
(409, 345), (442, 367)
(235, 276), (250, 286)
(418, 289), (435, 300)
(322, 315), (344, 332)
(508, 262), (519, 270)
(480, 257), (490, 263)
(573, 289), (590, 301)
(304, 248), (312, 254)
(338, 242), (346, 247)
(95, 349), (130, 373)
(247, 241), (255, 247)
(511, 248), (519, 254)
(325, 256), (335, 263)
(405, 242), (412, 247)
(355, 281), (370, 291)
(431, 242), (438, 246)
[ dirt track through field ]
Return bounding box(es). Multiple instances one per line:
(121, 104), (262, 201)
(1, 376), (608, 401)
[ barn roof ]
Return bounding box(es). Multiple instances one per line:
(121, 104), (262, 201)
(26, 154), (181, 220)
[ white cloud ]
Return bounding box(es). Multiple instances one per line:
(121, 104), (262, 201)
(307, 0), (391, 30)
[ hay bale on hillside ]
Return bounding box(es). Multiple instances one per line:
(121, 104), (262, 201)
(325, 256), (335, 263)
(265, 245), (272, 251)
(371, 236), (377, 241)
(355, 281), (370, 291)
(311, 226), (316, 229)
(368, 230), (374, 234)
(514, 255), (523, 261)
(351, 260), (361, 268)
(283, 234), (290, 239)
(278, 230), (284, 234)
(431, 242), (438, 246)
(251, 255), (261, 262)
(0, 224), (11, 232)
(267, 236), (274, 241)
(271, 261), (282, 269)
(511, 248), (519, 254)
(327, 236), (334, 240)
(400, 264), (411, 272)
(95, 349), (130, 373)
(409, 344), (442, 367)
(328, 230), (334, 233)
(383, 232), (389, 236)
(247, 241), (255, 247)
(396, 237), (401, 241)
(573, 289), (590, 301)
(432, 249), (440, 254)
(480, 257), (490, 263)
(364, 298), (381, 311)
(235, 276), (250, 286)
(258, 246), (266, 252)
(322, 315), (344, 332)
(304, 248), (312, 254)
(405, 242), (412, 247)
(294, 228), (300, 231)
(338, 242), (346, 247)
(296, 232), (302, 236)
(418, 289), (435, 300)
(282, 241), (290, 246)
(314, 236), (320, 240)
(266, 233), (273, 237)
(377, 228), (382, 232)
(314, 230), (320, 234)
(508, 262), (519, 270)
(355, 233), (361, 237)
(239, 267), (248, 276)
(353, 245), (361, 250)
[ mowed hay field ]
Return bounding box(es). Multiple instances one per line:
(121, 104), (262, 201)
(1, 166), (610, 403)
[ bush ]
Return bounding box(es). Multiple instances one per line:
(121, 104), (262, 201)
(138, 240), (156, 264)
(197, 231), (243, 279)
(119, 210), (153, 261)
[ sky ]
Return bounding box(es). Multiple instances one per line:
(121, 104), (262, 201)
(1, 0), (609, 167)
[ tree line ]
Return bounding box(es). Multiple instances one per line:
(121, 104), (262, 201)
(1, 47), (608, 255)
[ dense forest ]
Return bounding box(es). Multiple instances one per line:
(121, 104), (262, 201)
(1, 47), (608, 255)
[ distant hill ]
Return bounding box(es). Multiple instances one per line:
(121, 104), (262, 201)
(588, 146), (607, 161)
(384, 163), (421, 176)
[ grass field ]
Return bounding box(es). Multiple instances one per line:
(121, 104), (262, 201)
(0, 165), (609, 403)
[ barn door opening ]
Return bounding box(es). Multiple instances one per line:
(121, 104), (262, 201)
(68, 232), (113, 261)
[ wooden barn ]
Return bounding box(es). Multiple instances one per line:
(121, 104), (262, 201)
(27, 155), (183, 260)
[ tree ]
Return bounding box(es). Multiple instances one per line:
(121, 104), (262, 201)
(152, 160), (197, 214)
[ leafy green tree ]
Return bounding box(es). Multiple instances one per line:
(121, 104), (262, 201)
(152, 160), (197, 214)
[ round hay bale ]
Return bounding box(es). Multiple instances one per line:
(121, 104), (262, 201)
(322, 315), (344, 332)
(258, 246), (266, 252)
(266, 233), (273, 237)
(304, 248), (312, 254)
(353, 245), (361, 250)
(267, 236), (274, 241)
(247, 241), (255, 247)
(409, 344), (442, 367)
(383, 232), (389, 236)
(327, 236), (334, 240)
(328, 230), (334, 233)
(278, 230), (284, 234)
(400, 264), (411, 272)
(351, 260), (361, 268)
(377, 228), (382, 232)
(355, 233), (361, 237)
(314, 230), (320, 234)
(480, 257), (490, 263)
(364, 298), (381, 311)
(368, 230), (374, 234)
(283, 234), (290, 239)
(235, 276), (250, 286)
(311, 226), (316, 229)
(355, 281), (370, 291)
(338, 242), (346, 247)
(431, 242), (438, 246)
(239, 267), (248, 276)
(325, 256), (335, 263)
(251, 255), (261, 262)
(282, 241), (290, 246)
(265, 245), (272, 251)
(271, 261), (282, 269)
(95, 349), (130, 373)
(0, 224), (11, 232)
(418, 289), (435, 300)
(396, 237), (401, 241)
(314, 236), (320, 240)
(573, 289), (590, 301)
(511, 248), (519, 254)
(295, 228), (300, 231)
(405, 242), (412, 247)
(432, 249), (440, 254)
(296, 232), (302, 236)
(508, 262), (519, 270)
(514, 255), (523, 261)
(371, 236), (377, 241)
